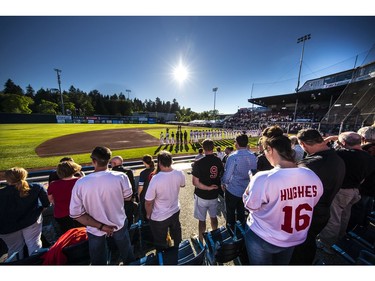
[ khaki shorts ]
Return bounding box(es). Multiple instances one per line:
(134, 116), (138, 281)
(193, 195), (218, 221)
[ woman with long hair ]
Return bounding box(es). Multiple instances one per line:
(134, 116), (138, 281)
(138, 154), (155, 221)
(242, 126), (323, 265)
(0, 167), (50, 259)
(48, 161), (84, 234)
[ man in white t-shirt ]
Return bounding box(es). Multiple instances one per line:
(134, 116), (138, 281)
(145, 150), (186, 251)
(70, 146), (134, 265)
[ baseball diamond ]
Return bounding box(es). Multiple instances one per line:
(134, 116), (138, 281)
(35, 128), (161, 157)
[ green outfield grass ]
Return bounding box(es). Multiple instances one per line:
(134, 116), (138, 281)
(0, 124), (259, 172)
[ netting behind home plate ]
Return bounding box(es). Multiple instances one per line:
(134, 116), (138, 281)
(319, 54), (375, 135)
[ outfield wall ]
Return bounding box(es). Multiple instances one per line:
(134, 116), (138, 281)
(0, 113), (175, 124)
(0, 113), (160, 124)
(0, 113), (57, 123)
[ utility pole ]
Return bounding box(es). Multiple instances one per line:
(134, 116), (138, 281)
(212, 87), (218, 124)
(126, 89), (131, 100)
(250, 83), (254, 121)
(294, 34), (311, 122)
(54, 68), (64, 115)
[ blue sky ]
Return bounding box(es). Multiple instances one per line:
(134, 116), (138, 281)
(1, 4), (375, 114)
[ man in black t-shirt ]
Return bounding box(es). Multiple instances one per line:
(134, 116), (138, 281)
(347, 126), (375, 230)
(192, 139), (224, 242)
(289, 128), (346, 264)
(317, 132), (375, 250)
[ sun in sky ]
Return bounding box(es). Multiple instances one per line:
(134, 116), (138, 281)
(172, 60), (190, 84)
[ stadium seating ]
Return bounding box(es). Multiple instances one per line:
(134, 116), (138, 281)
(129, 237), (206, 265)
(128, 220), (155, 259)
(157, 238), (206, 265)
(331, 223), (375, 265)
(0, 248), (49, 265)
(203, 224), (245, 265)
(62, 239), (90, 265)
(129, 252), (158, 265)
(347, 222), (375, 251)
(178, 238), (206, 265)
(355, 250), (375, 265)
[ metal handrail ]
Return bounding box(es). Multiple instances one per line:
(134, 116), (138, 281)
(0, 155), (195, 185)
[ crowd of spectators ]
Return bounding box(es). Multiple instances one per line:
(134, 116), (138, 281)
(1, 122), (374, 265)
(223, 108), (326, 133)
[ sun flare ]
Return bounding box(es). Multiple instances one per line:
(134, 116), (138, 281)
(173, 63), (189, 84)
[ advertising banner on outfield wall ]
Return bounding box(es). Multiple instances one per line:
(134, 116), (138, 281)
(56, 115), (73, 123)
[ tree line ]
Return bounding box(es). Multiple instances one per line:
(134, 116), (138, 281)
(0, 79), (217, 122)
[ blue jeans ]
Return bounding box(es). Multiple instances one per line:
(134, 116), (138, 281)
(88, 219), (135, 265)
(244, 225), (294, 265)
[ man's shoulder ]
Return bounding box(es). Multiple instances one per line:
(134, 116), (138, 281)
(113, 166), (133, 175)
(170, 169), (185, 179)
(236, 149), (256, 158)
(338, 147), (373, 160)
(172, 169), (185, 175)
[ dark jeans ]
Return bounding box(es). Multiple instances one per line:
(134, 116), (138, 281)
(244, 225), (294, 265)
(139, 194), (148, 222)
(225, 190), (246, 227)
(125, 200), (139, 228)
(87, 220), (135, 265)
(149, 211), (181, 251)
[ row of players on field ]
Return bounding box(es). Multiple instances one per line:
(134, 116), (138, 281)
(159, 128), (262, 145)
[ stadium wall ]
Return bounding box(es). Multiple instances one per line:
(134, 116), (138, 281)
(0, 113), (171, 124)
(0, 113), (57, 123)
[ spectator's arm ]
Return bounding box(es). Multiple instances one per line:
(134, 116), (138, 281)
(324, 135), (338, 143)
(74, 213), (116, 236)
(124, 194), (132, 201)
(221, 156), (235, 185)
(192, 175), (218, 190)
(48, 194), (54, 205)
(145, 200), (154, 220)
(137, 184), (143, 200)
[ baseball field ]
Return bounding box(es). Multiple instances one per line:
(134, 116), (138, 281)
(0, 123), (254, 177)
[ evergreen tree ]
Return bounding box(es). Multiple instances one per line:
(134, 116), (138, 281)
(3, 79), (24, 95)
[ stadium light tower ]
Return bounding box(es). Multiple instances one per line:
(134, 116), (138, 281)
(293, 34), (311, 122)
(54, 68), (65, 115)
(212, 87), (218, 123)
(126, 89), (131, 100)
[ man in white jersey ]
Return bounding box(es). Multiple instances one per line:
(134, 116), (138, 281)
(145, 150), (186, 251)
(70, 146), (135, 265)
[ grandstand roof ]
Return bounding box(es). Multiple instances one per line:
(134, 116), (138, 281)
(248, 85), (345, 107)
(248, 60), (375, 108)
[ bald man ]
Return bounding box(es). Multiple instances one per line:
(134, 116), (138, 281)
(110, 156), (138, 228)
(316, 131), (375, 253)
